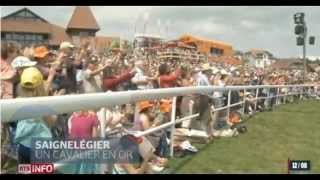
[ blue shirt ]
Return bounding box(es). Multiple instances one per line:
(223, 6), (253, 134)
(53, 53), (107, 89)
(15, 118), (52, 148)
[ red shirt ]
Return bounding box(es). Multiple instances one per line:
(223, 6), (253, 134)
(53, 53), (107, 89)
(70, 113), (99, 138)
(103, 71), (134, 91)
(159, 69), (181, 88)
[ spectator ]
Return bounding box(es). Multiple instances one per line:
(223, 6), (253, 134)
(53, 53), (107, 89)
(33, 46), (51, 78)
(58, 41), (80, 94)
(15, 66), (55, 97)
(14, 66), (57, 164)
(69, 110), (99, 139)
(132, 101), (155, 131)
(1, 42), (19, 172)
(1, 42), (18, 99)
(82, 56), (110, 93)
(112, 135), (154, 174)
(131, 60), (154, 90)
(15, 115), (58, 164)
(102, 63), (136, 91)
(158, 63), (181, 88)
(11, 56), (37, 71)
(194, 63), (214, 138)
(180, 67), (196, 128)
(67, 110), (100, 174)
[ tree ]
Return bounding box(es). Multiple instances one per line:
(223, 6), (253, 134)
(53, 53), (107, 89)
(110, 39), (120, 49)
(121, 40), (131, 51)
(242, 57), (250, 65)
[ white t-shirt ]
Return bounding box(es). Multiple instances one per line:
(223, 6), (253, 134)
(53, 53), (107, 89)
(76, 69), (84, 82)
(213, 80), (225, 98)
(82, 69), (103, 93)
(131, 67), (151, 90)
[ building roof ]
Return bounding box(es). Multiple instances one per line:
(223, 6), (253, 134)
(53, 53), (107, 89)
(271, 59), (303, 70)
(67, 6), (100, 31)
(1, 19), (52, 34)
(2, 7), (48, 23)
(246, 48), (273, 58)
(180, 34), (232, 48)
(209, 56), (242, 65)
(49, 24), (72, 46)
(134, 33), (162, 39)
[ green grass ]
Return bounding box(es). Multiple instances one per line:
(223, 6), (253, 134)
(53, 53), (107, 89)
(169, 100), (320, 174)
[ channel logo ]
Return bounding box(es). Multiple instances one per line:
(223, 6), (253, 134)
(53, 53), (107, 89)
(18, 163), (54, 174)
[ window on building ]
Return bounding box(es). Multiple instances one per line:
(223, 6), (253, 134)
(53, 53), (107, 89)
(12, 34), (20, 40)
(80, 32), (89, 37)
(72, 36), (80, 46)
(71, 31), (79, 36)
(5, 33), (12, 40)
(33, 34), (37, 40)
(256, 53), (263, 59)
(210, 48), (224, 56)
(37, 35), (43, 41)
(25, 34), (32, 40)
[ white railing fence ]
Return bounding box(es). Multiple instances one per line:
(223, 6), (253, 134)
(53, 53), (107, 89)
(0, 84), (318, 172)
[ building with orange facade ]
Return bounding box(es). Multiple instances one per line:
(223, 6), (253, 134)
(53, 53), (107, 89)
(179, 34), (241, 65)
(179, 34), (234, 56)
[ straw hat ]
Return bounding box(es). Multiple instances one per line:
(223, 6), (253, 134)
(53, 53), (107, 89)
(230, 66), (237, 72)
(220, 69), (229, 75)
(211, 66), (219, 74)
(201, 63), (211, 71)
(60, 41), (75, 50)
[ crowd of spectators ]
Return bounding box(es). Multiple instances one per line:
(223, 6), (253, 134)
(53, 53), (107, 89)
(1, 40), (319, 174)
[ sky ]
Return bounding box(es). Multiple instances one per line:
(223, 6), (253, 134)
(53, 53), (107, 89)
(1, 6), (320, 58)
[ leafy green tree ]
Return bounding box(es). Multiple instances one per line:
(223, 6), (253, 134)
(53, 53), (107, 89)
(110, 39), (120, 49)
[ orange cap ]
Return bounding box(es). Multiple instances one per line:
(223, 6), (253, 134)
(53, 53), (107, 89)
(229, 112), (241, 124)
(139, 101), (153, 112)
(34, 46), (49, 59)
(160, 99), (172, 113)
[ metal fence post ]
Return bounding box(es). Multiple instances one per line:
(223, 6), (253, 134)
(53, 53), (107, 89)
(99, 107), (106, 174)
(100, 108), (106, 138)
(242, 89), (246, 115)
(284, 88), (287, 104)
(267, 87), (270, 108)
(134, 103), (139, 122)
(227, 90), (231, 122)
(254, 88), (259, 111)
(276, 88), (280, 105)
(170, 96), (177, 157)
